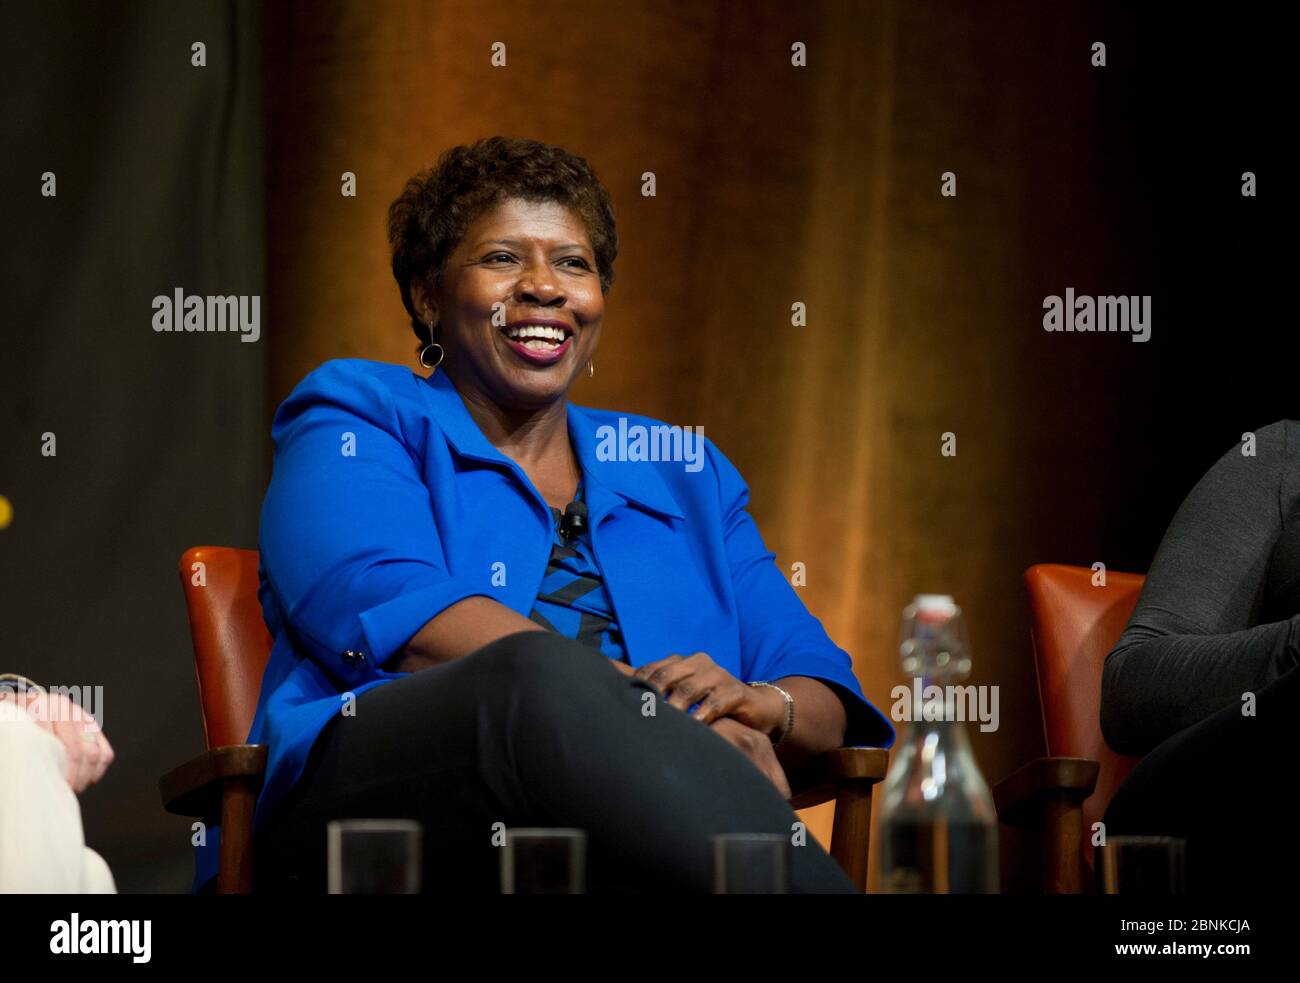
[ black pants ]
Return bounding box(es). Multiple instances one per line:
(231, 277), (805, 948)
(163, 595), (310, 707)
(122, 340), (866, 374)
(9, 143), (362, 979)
(1103, 662), (1300, 895)
(252, 630), (858, 894)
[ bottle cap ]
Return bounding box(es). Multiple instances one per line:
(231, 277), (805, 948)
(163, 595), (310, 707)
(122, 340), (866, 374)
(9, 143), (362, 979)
(912, 594), (957, 618)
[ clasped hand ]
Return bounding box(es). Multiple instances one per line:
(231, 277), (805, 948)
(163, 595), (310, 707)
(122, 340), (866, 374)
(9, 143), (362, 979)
(610, 653), (791, 800)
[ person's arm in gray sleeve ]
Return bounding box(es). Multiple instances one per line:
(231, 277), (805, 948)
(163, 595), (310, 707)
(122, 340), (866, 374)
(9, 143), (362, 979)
(1101, 420), (1300, 758)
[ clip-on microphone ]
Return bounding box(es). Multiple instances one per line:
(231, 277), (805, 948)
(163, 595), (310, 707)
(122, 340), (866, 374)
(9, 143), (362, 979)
(559, 500), (588, 543)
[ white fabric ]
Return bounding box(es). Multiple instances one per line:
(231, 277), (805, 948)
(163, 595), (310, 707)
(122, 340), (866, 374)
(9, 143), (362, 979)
(0, 699), (117, 893)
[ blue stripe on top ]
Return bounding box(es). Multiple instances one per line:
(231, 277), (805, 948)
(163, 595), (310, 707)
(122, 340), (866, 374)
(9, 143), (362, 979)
(529, 477), (629, 665)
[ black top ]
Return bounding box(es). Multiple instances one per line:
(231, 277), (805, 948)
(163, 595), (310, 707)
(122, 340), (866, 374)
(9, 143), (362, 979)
(1101, 419), (1300, 757)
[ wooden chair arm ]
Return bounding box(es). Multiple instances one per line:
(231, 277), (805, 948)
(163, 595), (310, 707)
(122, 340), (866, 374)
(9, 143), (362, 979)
(993, 756), (1099, 893)
(993, 756), (1099, 828)
(789, 746), (890, 892)
(160, 745), (267, 894)
(788, 746), (890, 809)
(160, 744), (268, 819)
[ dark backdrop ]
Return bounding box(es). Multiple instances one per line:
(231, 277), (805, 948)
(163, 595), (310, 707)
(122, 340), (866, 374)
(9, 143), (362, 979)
(1, 0), (264, 892)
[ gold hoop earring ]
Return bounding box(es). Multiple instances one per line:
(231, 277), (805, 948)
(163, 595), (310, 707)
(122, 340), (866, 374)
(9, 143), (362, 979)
(587, 359), (595, 379)
(419, 342), (444, 370)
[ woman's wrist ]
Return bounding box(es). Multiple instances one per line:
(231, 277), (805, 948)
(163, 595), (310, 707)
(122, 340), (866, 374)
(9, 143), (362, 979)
(748, 681), (794, 745)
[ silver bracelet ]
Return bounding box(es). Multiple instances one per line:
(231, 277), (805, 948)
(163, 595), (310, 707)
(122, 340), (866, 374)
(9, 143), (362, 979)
(749, 681), (794, 748)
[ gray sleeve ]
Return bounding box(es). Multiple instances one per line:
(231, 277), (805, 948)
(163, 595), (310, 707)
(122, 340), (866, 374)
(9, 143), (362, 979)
(1100, 420), (1300, 757)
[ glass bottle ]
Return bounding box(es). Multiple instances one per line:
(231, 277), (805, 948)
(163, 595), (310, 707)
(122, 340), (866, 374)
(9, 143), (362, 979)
(877, 594), (998, 893)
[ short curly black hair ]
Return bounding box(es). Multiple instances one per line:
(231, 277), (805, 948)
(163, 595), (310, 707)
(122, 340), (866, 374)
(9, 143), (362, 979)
(388, 136), (618, 352)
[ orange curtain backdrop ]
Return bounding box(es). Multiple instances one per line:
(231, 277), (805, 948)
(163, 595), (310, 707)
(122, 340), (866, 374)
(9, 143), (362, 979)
(264, 0), (1152, 888)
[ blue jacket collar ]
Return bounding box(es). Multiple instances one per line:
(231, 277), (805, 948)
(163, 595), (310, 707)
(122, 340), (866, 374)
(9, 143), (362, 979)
(420, 368), (684, 523)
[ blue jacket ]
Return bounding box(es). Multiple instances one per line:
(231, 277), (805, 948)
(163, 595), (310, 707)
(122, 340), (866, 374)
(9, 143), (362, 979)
(193, 357), (895, 890)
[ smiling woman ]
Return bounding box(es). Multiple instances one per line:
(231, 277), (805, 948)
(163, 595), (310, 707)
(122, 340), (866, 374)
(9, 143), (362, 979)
(389, 138), (615, 391)
(204, 136), (895, 896)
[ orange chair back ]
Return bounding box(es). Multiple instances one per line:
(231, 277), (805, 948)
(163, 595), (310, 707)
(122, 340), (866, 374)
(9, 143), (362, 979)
(177, 546), (273, 749)
(1024, 563), (1144, 863)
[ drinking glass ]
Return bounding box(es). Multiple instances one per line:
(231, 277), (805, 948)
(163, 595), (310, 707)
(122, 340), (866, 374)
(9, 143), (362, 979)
(710, 833), (791, 894)
(1096, 835), (1186, 894)
(326, 819), (423, 894)
(500, 828), (587, 894)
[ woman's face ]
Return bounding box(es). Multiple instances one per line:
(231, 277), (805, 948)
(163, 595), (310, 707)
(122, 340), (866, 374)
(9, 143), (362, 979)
(416, 197), (604, 412)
